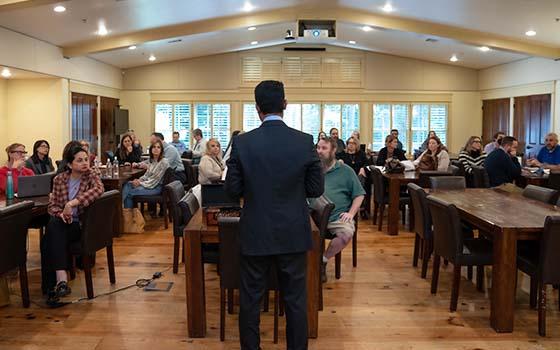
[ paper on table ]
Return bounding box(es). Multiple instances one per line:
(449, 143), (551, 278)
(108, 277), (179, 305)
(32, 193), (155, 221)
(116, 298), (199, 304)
(401, 160), (415, 172)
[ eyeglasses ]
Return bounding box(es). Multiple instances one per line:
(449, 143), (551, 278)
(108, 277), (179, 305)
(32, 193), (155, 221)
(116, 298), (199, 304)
(10, 150), (27, 154)
(546, 139), (556, 142)
(39, 145), (49, 149)
(473, 140), (481, 143)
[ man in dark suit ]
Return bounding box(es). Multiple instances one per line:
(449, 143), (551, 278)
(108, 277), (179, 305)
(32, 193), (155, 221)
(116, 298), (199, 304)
(225, 80), (324, 350)
(484, 136), (522, 187)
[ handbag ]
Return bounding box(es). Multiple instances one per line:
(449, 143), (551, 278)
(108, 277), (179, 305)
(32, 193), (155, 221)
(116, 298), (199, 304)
(385, 158), (405, 174)
(122, 208), (145, 233)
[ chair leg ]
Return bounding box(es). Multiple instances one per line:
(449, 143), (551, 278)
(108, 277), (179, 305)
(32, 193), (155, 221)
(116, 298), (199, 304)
(172, 236), (180, 274)
(401, 205), (406, 225)
(352, 229), (357, 268)
(220, 287), (226, 341)
(83, 254), (94, 299)
(431, 255), (441, 295)
(263, 290), (269, 312)
(273, 290), (279, 344)
(162, 201), (169, 229)
(279, 293), (285, 317)
(476, 265), (484, 292)
(530, 277), (538, 309)
(450, 264), (462, 312)
(378, 204), (385, 231)
(372, 201), (378, 226)
(107, 245), (116, 284)
(443, 259), (449, 266)
(227, 289), (234, 314)
(412, 234), (420, 267)
(335, 252), (341, 280)
(538, 283), (546, 337)
(68, 256), (76, 281)
(181, 237), (185, 263)
(421, 239), (433, 279)
(467, 266), (473, 281)
(19, 264), (30, 308)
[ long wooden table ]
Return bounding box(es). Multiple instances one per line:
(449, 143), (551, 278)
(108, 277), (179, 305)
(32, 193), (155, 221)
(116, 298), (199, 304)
(0, 195), (49, 216)
(382, 171), (420, 235)
(183, 209), (321, 339)
(427, 188), (560, 333)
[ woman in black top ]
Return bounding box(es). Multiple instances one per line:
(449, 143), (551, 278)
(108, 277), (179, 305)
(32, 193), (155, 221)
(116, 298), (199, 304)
(340, 137), (368, 176)
(376, 134), (407, 166)
(117, 133), (142, 165)
(25, 140), (55, 174)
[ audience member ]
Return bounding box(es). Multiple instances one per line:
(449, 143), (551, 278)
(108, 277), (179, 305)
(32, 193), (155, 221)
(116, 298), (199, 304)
(458, 136), (487, 175)
(79, 140), (97, 166)
(330, 127), (346, 154)
(484, 131), (505, 154)
(223, 130), (242, 163)
(527, 132), (560, 170)
(117, 133), (142, 165)
(316, 137), (365, 282)
(198, 138), (225, 184)
(123, 140), (169, 208)
(140, 132), (185, 183)
(127, 129), (143, 149)
(376, 135), (407, 166)
(42, 145), (104, 303)
(192, 128), (207, 161)
(351, 130), (360, 142)
(0, 143), (34, 194)
(485, 136), (521, 187)
(418, 131), (437, 153)
(339, 137), (367, 177)
(56, 141), (83, 174)
(170, 131), (187, 154)
(25, 140), (54, 175)
(391, 129), (404, 151)
(414, 136), (449, 171)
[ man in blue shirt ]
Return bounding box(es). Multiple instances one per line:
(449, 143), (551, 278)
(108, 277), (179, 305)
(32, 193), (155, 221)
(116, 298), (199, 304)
(527, 133), (560, 170)
(170, 131), (187, 155)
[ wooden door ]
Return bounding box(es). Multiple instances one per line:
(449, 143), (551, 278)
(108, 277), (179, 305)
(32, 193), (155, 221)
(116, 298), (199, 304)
(482, 98), (510, 145)
(514, 94), (551, 158)
(71, 92), (98, 155)
(100, 97), (120, 162)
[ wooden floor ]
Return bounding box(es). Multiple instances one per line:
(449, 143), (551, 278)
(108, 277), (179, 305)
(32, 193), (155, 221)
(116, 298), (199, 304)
(1, 215), (560, 349)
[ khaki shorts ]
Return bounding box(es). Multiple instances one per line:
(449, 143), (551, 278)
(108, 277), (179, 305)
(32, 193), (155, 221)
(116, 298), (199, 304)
(327, 220), (355, 239)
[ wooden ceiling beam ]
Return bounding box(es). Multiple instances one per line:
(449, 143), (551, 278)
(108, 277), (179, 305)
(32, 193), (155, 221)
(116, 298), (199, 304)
(61, 5), (560, 59)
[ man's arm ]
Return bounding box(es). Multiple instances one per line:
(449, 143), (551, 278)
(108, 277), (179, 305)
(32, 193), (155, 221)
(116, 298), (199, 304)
(224, 138), (244, 198)
(339, 195), (364, 223)
(304, 136), (324, 198)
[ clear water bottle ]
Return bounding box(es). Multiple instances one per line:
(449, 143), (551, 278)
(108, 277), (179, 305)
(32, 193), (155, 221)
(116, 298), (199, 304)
(113, 160), (119, 177)
(106, 159), (112, 178)
(5, 171), (14, 200)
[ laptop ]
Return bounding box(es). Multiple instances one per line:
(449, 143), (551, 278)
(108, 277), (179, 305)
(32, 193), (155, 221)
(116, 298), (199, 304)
(17, 173), (55, 198)
(201, 184), (239, 208)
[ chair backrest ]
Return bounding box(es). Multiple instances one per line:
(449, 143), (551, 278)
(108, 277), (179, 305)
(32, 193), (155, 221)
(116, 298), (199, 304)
(426, 196), (464, 261)
(418, 170), (452, 188)
(449, 164), (460, 176)
(407, 183), (432, 239)
(165, 181), (186, 236)
(547, 173), (560, 191)
(182, 150), (193, 159)
(309, 195), (335, 236)
(0, 201), (33, 274)
(79, 190), (120, 254)
(522, 185), (558, 204)
(182, 160), (195, 190)
(430, 176), (466, 191)
(471, 166), (490, 188)
(178, 190), (199, 232)
(370, 167), (386, 203)
(218, 216), (241, 289)
(162, 167), (176, 186)
(192, 165), (200, 186)
(451, 160), (465, 176)
(540, 216), (560, 284)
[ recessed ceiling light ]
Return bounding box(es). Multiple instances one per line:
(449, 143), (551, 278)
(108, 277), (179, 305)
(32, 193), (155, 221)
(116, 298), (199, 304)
(362, 25), (373, 32)
(242, 2), (255, 12)
(1, 68), (11, 78)
(525, 30), (537, 36)
(479, 46), (490, 52)
(382, 3), (394, 12)
(348, 40), (357, 44)
(251, 41), (258, 45)
(449, 54), (459, 62)
(128, 45), (137, 50)
(148, 54), (156, 61)
(248, 26), (257, 31)
(96, 23), (108, 36)
(53, 5), (66, 13)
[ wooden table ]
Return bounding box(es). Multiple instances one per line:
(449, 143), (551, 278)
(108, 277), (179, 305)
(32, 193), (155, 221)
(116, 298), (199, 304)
(184, 209), (321, 339)
(382, 171), (420, 235)
(99, 166), (145, 235)
(0, 195), (49, 216)
(427, 188), (560, 333)
(518, 170), (548, 188)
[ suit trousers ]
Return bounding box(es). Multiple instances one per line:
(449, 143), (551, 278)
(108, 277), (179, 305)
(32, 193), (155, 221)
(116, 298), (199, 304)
(239, 252), (308, 350)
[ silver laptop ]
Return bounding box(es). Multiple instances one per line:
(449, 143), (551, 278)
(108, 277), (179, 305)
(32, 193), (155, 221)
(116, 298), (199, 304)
(17, 173), (55, 198)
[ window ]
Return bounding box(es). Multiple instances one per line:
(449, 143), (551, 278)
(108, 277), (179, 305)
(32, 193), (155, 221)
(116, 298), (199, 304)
(323, 103), (360, 142)
(243, 104), (261, 132)
(154, 102), (231, 150)
(302, 104), (321, 143)
(372, 103), (448, 153)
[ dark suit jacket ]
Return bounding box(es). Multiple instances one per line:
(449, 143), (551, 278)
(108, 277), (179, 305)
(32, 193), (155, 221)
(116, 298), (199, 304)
(484, 148), (522, 187)
(225, 120), (324, 256)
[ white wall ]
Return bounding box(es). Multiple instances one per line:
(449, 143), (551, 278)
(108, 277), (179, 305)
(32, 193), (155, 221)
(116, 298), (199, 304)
(0, 79), (6, 162)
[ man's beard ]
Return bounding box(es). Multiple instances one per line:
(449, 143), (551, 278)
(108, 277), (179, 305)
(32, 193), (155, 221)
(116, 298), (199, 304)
(320, 155), (335, 171)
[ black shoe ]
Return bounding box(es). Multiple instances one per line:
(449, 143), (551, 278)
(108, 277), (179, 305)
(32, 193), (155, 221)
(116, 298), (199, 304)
(321, 262), (327, 283)
(54, 281), (71, 298)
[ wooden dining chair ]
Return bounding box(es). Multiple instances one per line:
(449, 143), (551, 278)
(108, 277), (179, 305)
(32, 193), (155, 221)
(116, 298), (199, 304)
(165, 181), (186, 273)
(407, 183), (433, 278)
(370, 167), (408, 230)
(430, 176), (466, 191)
(516, 216), (560, 336)
(522, 185), (558, 205)
(427, 196), (493, 312)
(133, 167), (176, 229)
(418, 170), (453, 188)
(471, 166), (490, 188)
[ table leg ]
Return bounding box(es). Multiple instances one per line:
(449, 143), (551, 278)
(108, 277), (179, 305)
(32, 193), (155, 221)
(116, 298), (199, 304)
(116, 192), (123, 237)
(185, 229), (206, 338)
(386, 177), (400, 236)
(490, 229), (517, 333)
(306, 230), (320, 338)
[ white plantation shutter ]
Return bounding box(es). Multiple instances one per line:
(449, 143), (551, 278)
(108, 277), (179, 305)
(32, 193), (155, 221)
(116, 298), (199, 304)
(322, 57), (362, 87)
(155, 104), (173, 142)
(243, 103), (261, 132)
(241, 57), (262, 83)
(212, 104), (231, 148)
(174, 104), (191, 149)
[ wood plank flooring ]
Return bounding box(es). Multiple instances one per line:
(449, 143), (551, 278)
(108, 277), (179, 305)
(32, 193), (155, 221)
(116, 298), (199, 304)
(1, 215), (559, 349)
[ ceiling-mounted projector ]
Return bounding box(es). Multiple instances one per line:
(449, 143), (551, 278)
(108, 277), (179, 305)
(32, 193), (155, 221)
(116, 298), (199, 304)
(285, 29), (296, 40)
(298, 19), (336, 39)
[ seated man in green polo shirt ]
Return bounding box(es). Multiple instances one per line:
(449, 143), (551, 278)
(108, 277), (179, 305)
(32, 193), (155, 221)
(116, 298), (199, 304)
(316, 137), (365, 282)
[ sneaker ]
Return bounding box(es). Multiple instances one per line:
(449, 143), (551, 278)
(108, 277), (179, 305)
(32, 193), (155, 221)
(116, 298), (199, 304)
(54, 281), (72, 298)
(321, 262), (327, 283)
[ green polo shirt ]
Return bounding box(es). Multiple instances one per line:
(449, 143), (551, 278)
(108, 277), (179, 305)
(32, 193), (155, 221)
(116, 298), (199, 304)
(324, 161), (366, 223)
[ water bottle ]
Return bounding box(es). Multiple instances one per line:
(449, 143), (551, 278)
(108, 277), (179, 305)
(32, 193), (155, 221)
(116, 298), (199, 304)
(106, 159), (112, 178)
(5, 171), (14, 200)
(113, 160), (119, 177)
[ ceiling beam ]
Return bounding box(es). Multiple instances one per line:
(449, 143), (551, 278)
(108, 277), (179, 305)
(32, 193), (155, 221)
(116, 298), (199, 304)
(0, 0), (63, 12)
(62, 5), (560, 59)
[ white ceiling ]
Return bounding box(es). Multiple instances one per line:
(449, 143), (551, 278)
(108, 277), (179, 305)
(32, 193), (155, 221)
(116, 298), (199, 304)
(0, 0), (555, 69)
